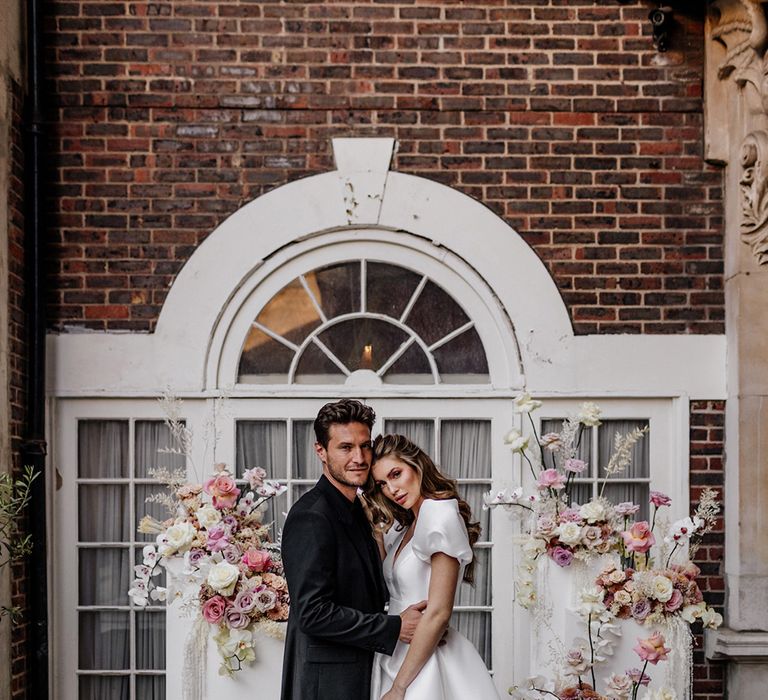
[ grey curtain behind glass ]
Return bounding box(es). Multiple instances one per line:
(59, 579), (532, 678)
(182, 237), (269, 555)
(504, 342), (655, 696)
(383, 419), (434, 455)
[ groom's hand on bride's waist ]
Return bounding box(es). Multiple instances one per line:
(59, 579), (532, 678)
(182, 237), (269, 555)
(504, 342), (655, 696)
(398, 600), (427, 643)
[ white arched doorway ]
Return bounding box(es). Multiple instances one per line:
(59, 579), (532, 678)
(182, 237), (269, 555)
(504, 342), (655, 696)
(49, 138), (725, 699)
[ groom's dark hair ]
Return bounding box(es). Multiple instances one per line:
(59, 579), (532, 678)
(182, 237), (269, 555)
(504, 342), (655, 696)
(314, 399), (376, 447)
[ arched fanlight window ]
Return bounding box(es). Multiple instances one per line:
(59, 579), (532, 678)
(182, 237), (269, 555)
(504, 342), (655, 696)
(237, 260), (490, 385)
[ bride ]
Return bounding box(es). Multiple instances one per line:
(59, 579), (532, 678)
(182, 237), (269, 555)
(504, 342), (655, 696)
(364, 434), (501, 700)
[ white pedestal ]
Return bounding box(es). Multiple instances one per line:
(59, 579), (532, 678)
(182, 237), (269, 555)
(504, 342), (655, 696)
(166, 594), (286, 699)
(529, 558), (690, 697)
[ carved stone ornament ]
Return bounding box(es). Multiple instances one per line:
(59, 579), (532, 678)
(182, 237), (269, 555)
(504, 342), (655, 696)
(740, 130), (768, 263)
(710, 0), (768, 90)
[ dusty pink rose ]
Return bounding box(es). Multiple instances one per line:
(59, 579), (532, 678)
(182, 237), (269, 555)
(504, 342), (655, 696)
(665, 588), (684, 612)
(564, 458), (587, 474)
(205, 525), (229, 553)
(550, 546), (574, 567)
(243, 466), (267, 490)
(202, 595), (227, 624)
(537, 468), (567, 491)
(615, 501), (640, 516)
(631, 599), (651, 621)
(558, 507), (582, 523)
(204, 473), (241, 509)
(622, 521), (656, 554)
(649, 490), (672, 507)
(633, 631), (670, 665)
(242, 548), (272, 572)
(225, 607), (250, 629)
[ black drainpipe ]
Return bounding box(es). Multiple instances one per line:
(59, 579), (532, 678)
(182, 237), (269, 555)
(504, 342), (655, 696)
(22, 0), (49, 696)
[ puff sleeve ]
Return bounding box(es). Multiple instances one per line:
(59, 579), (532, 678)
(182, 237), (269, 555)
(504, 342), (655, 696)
(411, 498), (473, 566)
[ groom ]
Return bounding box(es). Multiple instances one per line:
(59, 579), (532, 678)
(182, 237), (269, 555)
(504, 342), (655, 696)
(280, 399), (424, 700)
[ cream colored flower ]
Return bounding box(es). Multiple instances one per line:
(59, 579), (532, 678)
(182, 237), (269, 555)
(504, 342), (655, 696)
(608, 568), (626, 584)
(700, 607), (723, 629)
(165, 521), (197, 553)
(681, 602), (706, 623)
(577, 401), (602, 426)
(615, 590), (632, 607)
(579, 500), (607, 523)
(557, 522), (583, 547)
(503, 428), (529, 453)
(651, 575), (674, 602)
(196, 504), (222, 530)
(514, 392), (543, 414)
(207, 561), (240, 596)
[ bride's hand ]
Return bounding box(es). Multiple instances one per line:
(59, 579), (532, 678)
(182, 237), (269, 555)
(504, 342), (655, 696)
(381, 687), (406, 700)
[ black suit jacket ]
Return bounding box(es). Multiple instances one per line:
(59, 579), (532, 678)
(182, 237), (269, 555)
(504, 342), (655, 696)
(280, 475), (401, 700)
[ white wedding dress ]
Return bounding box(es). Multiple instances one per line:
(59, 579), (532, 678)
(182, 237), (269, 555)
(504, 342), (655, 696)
(371, 498), (501, 699)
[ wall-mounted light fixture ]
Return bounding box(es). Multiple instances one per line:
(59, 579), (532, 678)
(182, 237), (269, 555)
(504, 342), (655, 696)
(648, 5), (673, 52)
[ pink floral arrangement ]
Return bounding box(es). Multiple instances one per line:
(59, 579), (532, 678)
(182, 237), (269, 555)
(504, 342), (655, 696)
(128, 462), (289, 675)
(595, 562), (722, 630)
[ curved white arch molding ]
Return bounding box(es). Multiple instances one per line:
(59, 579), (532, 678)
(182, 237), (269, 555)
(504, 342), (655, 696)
(46, 138), (726, 398)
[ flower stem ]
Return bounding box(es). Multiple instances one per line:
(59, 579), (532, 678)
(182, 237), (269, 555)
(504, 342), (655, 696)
(522, 451), (539, 482)
(665, 542), (679, 569)
(528, 412), (547, 469)
(588, 613), (597, 689)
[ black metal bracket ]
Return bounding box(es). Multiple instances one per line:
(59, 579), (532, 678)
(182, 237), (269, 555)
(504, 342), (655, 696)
(648, 5), (673, 52)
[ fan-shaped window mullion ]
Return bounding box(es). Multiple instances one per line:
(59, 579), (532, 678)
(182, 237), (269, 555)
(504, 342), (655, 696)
(250, 321), (299, 352)
(428, 321), (476, 353)
(299, 274), (328, 324)
(399, 275), (428, 324)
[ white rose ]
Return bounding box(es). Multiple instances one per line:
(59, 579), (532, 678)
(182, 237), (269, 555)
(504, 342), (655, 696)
(615, 590), (632, 606)
(207, 561), (241, 596)
(579, 500), (606, 523)
(608, 569), (626, 584)
(651, 575), (674, 602)
(196, 504), (221, 530)
(557, 522), (583, 546)
(514, 392), (542, 414)
(165, 521), (197, 553)
(577, 401), (602, 427)
(503, 428), (529, 453)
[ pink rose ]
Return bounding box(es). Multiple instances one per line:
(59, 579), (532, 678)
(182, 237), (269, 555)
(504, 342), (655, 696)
(205, 525), (229, 553)
(537, 468), (567, 491)
(649, 491), (672, 507)
(665, 588), (684, 612)
(633, 631), (670, 665)
(225, 607), (250, 629)
(242, 548), (272, 572)
(204, 473), (241, 510)
(558, 507), (582, 523)
(549, 546), (574, 567)
(243, 467), (267, 490)
(622, 521), (656, 554)
(202, 595), (227, 624)
(564, 458), (587, 474)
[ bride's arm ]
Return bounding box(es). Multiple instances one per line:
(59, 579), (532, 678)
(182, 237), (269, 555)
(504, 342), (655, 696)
(381, 552), (460, 700)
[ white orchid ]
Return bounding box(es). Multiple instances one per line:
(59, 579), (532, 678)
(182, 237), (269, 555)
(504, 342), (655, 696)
(503, 428), (529, 453)
(664, 516), (704, 545)
(482, 486), (524, 511)
(700, 606), (723, 629)
(514, 392), (543, 414)
(577, 401), (602, 426)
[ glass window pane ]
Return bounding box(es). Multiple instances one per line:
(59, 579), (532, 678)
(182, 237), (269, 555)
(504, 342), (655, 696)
(292, 421), (321, 479)
(257, 277), (322, 344)
(598, 420), (649, 479)
(79, 485), (129, 542)
(136, 675), (165, 700)
(367, 262), (422, 319)
(311, 262), (360, 317)
(439, 420), (492, 479)
(383, 420), (434, 454)
(238, 326), (295, 382)
(458, 483), (491, 541)
(135, 483), (174, 542)
(569, 481), (594, 507)
(405, 279), (469, 346)
(456, 547), (491, 607)
(432, 327), (489, 381)
(136, 610), (166, 670)
(603, 482), (650, 521)
(136, 421), (185, 478)
(381, 342), (433, 385)
(262, 491), (289, 535)
(540, 419), (593, 472)
(236, 421), (288, 480)
(79, 548), (130, 606)
(451, 611), (491, 668)
(79, 611), (130, 670)
(79, 675), (129, 700)
(318, 318), (409, 374)
(294, 342), (346, 384)
(78, 421), (128, 478)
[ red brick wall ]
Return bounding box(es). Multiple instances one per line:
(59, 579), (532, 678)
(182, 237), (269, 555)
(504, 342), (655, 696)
(42, 0), (723, 333)
(690, 400), (726, 700)
(8, 76), (29, 700)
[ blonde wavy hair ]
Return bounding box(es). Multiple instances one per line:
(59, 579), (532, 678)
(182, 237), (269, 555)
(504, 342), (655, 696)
(363, 433), (481, 584)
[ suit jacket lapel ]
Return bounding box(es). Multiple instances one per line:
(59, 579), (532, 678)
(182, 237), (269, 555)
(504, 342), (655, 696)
(315, 477), (386, 605)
